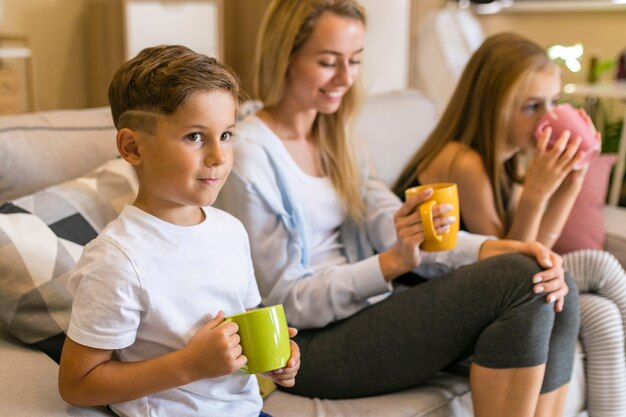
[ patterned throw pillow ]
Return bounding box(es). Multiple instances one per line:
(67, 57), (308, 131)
(0, 158), (137, 351)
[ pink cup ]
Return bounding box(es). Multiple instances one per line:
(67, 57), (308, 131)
(534, 103), (601, 170)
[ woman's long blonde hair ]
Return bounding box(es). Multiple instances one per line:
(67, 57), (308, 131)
(254, 0), (366, 222)
(393, 32), (558, 230)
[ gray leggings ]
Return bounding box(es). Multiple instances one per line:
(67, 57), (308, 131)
(285, 253), (580, 399)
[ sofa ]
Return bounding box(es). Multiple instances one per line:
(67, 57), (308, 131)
(2, 89), (624, 417)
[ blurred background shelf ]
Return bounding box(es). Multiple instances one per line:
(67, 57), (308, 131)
(0, 34), (35, 114)
(88, 0), (223, 107)
(564, 81), (626, 206)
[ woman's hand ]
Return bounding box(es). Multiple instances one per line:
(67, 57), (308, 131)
(262, 327), (300, 387)
(379, 187), (455, 281)
(524, 243), (568, 313)
(479, 240), (568, 312)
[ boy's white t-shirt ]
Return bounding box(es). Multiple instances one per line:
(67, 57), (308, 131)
(67, 204), (263, 417)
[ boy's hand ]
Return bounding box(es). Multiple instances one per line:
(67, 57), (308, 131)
(183, 311), (247, 380)
(262, 327), (300, 387)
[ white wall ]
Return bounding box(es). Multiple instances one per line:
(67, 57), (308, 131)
(360, 0), (410, 94)
(2, 0), (90, 111)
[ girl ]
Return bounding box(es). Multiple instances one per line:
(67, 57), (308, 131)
(395, 32), (626, 417)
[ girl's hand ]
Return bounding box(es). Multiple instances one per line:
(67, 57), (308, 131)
(379, 187), (455, 280)
(526, 127), (585, 201)
(577, 107), (600, 142)
(263, 327), (300, 387)
(550, 108), (599, 197)
(555, 107), (600, 187)
(555, 162), (589, 198)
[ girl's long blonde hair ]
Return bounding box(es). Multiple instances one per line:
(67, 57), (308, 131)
(393, 32), (557, 230)
(254, 0), (366, 223)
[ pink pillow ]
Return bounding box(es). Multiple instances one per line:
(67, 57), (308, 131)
(553, 153), (617, 254)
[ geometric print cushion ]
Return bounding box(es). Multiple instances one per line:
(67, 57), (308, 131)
(0, 157), (137, 345)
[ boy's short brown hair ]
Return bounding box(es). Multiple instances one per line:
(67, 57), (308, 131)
(108, 45), (241, 132)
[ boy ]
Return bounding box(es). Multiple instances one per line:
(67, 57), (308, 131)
(58, 45), (300, 417)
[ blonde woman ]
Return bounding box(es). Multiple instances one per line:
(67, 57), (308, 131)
(395, 32), (626, 416)
(219, 2), (579, 416)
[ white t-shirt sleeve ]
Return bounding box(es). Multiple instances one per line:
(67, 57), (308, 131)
(67, 237), (143, 350)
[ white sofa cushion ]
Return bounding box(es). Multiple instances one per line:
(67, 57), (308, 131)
(0, 107), (117, 203)
(604, 205), (626, 267)
(265, 374), (473, 417)
(355, 90), (439, 186)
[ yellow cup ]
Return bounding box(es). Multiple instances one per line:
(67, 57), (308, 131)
(405, 183), (459, 252)
(225, 304), (290, 374)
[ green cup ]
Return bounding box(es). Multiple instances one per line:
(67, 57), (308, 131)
(225, 304), (290, 374)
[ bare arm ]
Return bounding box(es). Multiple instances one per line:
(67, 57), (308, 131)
(510, 129), (586, 247)
(446, 147), (506, 237)
(533, 168), (587, 247)
(506, 178), (551, 243)
(439, 138), (585, 247)
(446, 145), (575, 244)
(58, 312), (245, 406)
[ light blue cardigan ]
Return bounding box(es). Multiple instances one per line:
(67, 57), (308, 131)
(218, 115), (488, 329)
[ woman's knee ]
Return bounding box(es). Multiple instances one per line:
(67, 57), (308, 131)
(486, 252), (542, 274)
(556, 273), (580, 336)
(488, 254), (580, 333)
(479, 253), (543, 299)
(489, 254), (579, 313)
(562, 273), (580, 314)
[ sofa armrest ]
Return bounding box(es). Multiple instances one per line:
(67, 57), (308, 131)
(604, 205), (626, 267)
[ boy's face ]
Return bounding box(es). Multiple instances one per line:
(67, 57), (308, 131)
(133, 90), (236, 223)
